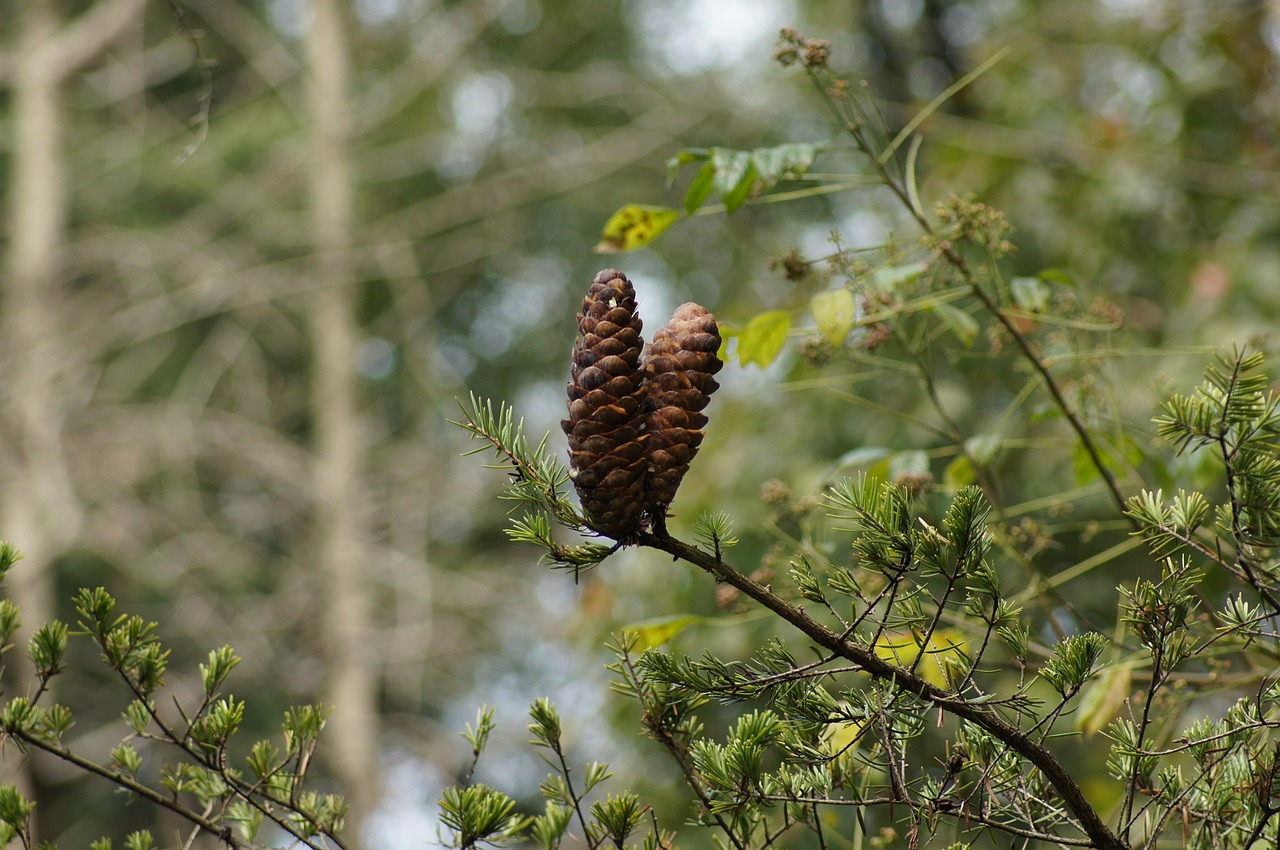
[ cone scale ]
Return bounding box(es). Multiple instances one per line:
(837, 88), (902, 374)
(563, 270), (723, 541)
(562, 269), (650, 540)
(643, 303), (722, 527)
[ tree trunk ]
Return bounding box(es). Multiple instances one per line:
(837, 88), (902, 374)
(306, 0), (379, 841)
(1, 0), (143, 835)
(2, 5), (75, 833)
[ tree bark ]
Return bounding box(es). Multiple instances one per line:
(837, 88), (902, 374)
(306, 0), (379, 841)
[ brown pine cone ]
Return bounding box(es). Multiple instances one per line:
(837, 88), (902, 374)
(561, 269), (649, 540)
(643, 302), (722, 521)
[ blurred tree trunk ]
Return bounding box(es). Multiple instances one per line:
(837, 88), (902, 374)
(1, 0), (142, 836)
(306, 0), (379, 841)
(3, 0), (70, 668)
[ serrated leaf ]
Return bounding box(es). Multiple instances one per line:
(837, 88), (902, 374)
(1077, 663), (1131, 736)
(751, 142), (817, 181)
(737, 310), (791, 368)
(683, 161), (716, 215)
(624, 615), (703, 651)
(595, 205), (681, 253)
(811, 288), (856, 345)
(932, 302), (979, 346)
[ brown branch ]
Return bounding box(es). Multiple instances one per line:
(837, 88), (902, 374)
(7, 728), (239, 848)
(636, 529), (1128, 850)
(804, 68), (1134, 523)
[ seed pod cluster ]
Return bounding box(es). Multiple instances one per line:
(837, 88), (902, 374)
(562, 270), (722, 541)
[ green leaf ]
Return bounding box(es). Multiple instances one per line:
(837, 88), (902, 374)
(889, 450), (929, 477)
(943, 455), (975, 487)
(624, 615), (703, 651)
(834, 446), (892, 473)
(683, 161), (716, 215)
(711, 148), (752, 198)
(1036, 267), (1077, 287)
(810, 288), (856, 345)
(0, 544), (20, 584)
(1010, 276), (1050, 312)
(710, 148), (758, 213)
(965, 434), (1001, 465)
(716, 323), (738, 361)
(200, 645), (240, 696)
(932, 302), (979, 346)
(751, 142), (817, 181)
(737, 310), (791, 368)
(871, 261), (928, 292)
(947, 435), (1000, 487)
(595, 205), (681, 253)
(1077, 662), (1131, 736)
(833, 448), (895, 489)
(1073, 433), (1143, 487)
(665, 147), (710, 183)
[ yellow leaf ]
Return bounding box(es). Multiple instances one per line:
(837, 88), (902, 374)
(594, 205), (681, 253)
(873, 628), (970, 689)
(822, 715), (867, 756)
(737, 310), (791, 368)
(810, 288), (856, 345)
(623, 615), (702, 651)
(1077, 662), (1131, 736)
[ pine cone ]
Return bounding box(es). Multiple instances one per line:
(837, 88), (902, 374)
(562, 269), (649, 540)
(643, 302), (722, 519)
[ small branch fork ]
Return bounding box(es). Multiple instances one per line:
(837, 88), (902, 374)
(635, 528), (1128, 850)
(794, 54), (1133, 525)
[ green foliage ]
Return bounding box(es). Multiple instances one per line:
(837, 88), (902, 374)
(692, 511), (737, 558)
(441, 698), (673, 850)
(454, 395), (617, 574)
(452, 30), (1280, 850)
(0, 578), (346, 849)
(440, 784), (531, 849)
(10, 11), (1280, 848)
(729, 310), (792, 369)
(1040, 632), (1108, 697)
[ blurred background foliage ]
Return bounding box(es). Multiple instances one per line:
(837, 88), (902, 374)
(0, 0), (1278, 845)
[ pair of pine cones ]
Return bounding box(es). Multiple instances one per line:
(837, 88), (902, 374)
(562, 269), (722, 541)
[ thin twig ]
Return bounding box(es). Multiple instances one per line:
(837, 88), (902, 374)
(166, 0), (215, 165)
(637, 528), (1127, 850)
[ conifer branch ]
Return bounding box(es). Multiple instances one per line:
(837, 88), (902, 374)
(635, 527), (1126, 850)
